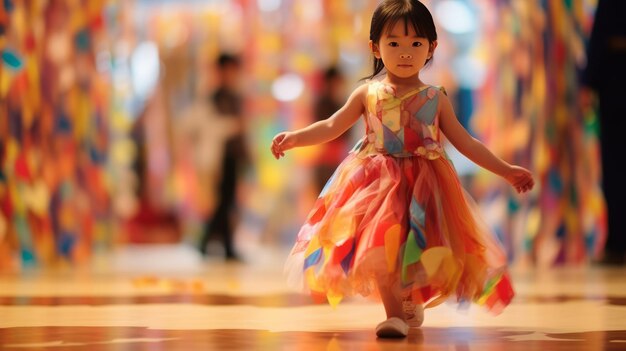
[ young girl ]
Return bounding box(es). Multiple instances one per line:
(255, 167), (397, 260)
(271, 0), (534, 338)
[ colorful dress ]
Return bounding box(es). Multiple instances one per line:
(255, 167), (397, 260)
(285, 81), (514, 314)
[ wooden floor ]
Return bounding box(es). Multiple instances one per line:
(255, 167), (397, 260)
(1, 244), (625, 350)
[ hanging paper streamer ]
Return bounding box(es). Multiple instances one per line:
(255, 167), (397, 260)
(468, 0), (604, 266)
(0, 0), (112, 272)
(1, 49), (22, 70)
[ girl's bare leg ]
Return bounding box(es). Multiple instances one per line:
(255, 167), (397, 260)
(375, 275), (408, 337)
(377, 275), (424, 327)
(376, 276), (403, 319)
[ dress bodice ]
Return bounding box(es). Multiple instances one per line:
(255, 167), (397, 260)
(357, 81), (445, 159)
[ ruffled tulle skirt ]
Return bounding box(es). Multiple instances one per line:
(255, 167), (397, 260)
(285, 148), (514, 314)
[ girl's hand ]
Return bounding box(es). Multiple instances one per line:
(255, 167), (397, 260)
(271, 132), (297, 159)
(504, 165), (535, 194)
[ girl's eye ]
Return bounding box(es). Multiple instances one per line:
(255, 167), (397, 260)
(412, 42), (422, 47)
(389, 42), (399, 47)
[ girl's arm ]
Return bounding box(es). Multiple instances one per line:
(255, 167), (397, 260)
(438, 92), (535, 194)
(271, 84), (367, 159)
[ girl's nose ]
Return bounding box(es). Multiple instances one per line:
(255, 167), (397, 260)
(400, 53), (412, 59)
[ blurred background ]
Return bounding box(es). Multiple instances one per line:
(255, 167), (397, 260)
(0, 0), (606, 273)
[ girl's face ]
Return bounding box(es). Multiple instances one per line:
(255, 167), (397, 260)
(370, 20), (437, 81)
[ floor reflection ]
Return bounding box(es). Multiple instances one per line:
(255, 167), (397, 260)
(1, 326), (624, 351)
(1, 250), (625, 351)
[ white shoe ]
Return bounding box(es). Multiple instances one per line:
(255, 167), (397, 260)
(375, 317), (409, 338)
(402, 298), (424, 328)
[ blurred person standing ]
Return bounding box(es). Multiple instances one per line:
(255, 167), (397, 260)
(581, 0), (626, 265)
(198, 53), (249, 261)
(312, 66), (351, 193)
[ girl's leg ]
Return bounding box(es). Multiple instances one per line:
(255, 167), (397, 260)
(377, 275), (425, 327)
(401, 293), (424, 327)
(375, 275), (408, 338)
(376, 276), (403, 319)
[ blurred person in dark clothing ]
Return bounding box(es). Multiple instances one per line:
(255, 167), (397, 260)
(199, 53), (248, 261)
(312, 66), (351, 193)
(581, 0), (626, 265)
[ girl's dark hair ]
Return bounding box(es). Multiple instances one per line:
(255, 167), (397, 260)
(363, 0), (437, 81)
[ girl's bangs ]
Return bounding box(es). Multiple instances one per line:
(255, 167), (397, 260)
(384, 14), (429, 38)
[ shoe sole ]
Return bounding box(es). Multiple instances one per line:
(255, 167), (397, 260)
(375, 318), (409, 338)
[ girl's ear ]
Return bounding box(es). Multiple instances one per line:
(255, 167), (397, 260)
(428, 40), (438, 59)
(369, 40), (381, 59)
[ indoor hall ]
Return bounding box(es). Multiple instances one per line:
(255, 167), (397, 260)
(1, 0), (625, 349)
